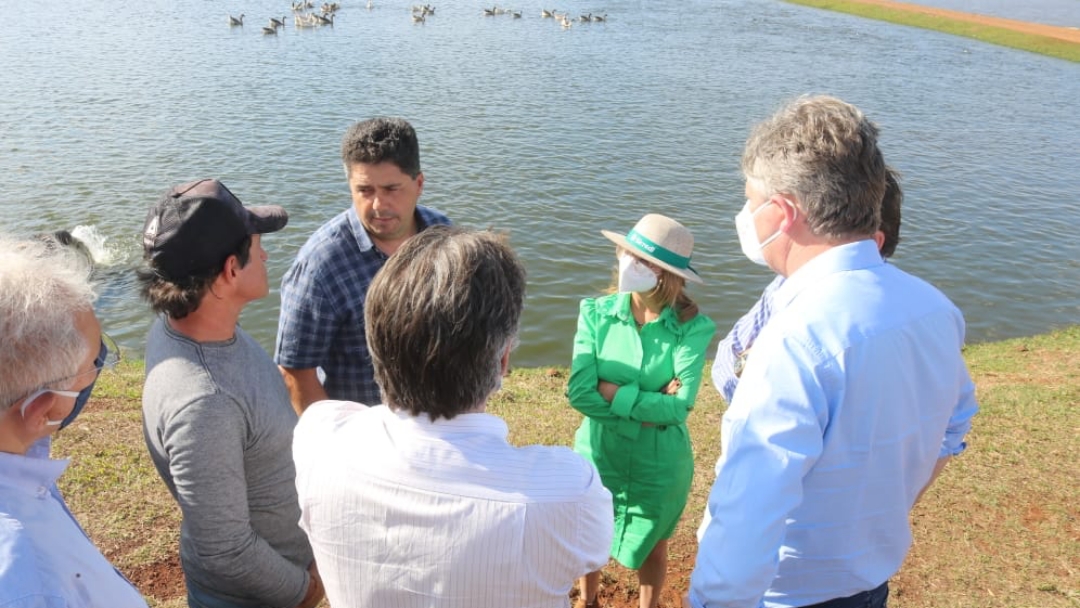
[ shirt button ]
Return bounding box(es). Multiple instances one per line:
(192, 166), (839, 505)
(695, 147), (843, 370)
(37, 486), (49, 498)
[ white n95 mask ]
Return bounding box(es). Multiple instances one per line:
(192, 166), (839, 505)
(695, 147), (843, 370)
(735, 199), (790, 266)
(617, 254), (658, 293)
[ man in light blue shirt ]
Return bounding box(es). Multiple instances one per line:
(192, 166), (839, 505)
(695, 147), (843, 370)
(0, 236), (148, 607)
(688, 96), (978, 608)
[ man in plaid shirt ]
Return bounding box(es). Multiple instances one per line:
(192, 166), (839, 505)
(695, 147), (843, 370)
(275, 117), (451, 412)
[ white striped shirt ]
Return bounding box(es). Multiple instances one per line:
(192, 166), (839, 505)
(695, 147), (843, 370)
(293, 402), (614, 608)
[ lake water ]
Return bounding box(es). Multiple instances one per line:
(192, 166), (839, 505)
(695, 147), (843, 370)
(2, 0), (1078, 368)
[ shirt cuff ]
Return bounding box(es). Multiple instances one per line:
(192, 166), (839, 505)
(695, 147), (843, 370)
(610, 383), (639, 419)
(940, 440), (967, 458)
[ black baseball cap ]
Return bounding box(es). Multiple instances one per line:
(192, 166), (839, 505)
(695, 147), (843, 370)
(142, 179), (287, 280)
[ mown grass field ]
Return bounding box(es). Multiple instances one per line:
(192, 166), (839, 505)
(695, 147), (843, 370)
(55, 326), (1079, 607)
(784, 0), (1080, 63)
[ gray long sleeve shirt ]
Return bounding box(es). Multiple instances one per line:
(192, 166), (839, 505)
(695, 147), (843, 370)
(142, 318), (313, 607)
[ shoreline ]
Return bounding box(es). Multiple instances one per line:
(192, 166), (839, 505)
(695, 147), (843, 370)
(838, 0), (1080, 43)
(785, 0), (1080, 61)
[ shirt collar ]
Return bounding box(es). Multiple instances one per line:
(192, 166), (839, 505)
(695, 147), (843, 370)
(0, 451), (68, 493)
(773, 239), (884, 312)
(347, 206), (377, 252)
(598, 292), (683, 333)
(389, 406), (510, 439)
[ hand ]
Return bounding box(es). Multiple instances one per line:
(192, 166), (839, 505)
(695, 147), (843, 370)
(661, 377), (682, 395)
(295, 561), (325, 608)
(597, 380), (619, 402)
(681, 592), (693, 608)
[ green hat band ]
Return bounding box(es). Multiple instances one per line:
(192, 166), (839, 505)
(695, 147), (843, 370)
(626, 229), (692, 269)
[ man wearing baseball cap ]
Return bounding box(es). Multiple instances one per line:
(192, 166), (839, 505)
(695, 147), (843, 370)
(137, 179), (324, 608)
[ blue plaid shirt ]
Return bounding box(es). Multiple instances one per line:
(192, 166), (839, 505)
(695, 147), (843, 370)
(274, 204), (451, 405)
(711, 275), (783, 403)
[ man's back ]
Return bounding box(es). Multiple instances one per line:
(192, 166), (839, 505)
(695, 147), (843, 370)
(294, 402), (613, 608)
(704, 241), (978, 606)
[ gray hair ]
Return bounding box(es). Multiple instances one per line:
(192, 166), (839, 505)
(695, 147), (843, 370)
(0, 236), (97, 410)
(365, 226), (526, 420)
(742, 95), (886, 241)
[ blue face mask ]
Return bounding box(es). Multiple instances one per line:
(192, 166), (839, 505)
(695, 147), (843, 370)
(59, 339), (107, 430)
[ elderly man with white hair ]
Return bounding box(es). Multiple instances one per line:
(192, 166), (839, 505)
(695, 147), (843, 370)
(0, 236), (147, 606)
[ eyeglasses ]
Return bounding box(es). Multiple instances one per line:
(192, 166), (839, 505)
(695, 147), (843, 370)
(18, 333), (121, 422)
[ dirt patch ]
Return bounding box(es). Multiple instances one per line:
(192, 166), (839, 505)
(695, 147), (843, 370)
(125, 554), (185, 600)
(842, 0), (1080, 43)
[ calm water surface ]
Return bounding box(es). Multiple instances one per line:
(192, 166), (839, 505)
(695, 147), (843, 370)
(2, 0), (1078, 367)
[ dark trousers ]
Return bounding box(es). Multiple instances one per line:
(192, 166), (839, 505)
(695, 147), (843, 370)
(800, 581), (889, 608)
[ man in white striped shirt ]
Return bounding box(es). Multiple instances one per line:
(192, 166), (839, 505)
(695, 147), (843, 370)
(293, 226), (614, 608)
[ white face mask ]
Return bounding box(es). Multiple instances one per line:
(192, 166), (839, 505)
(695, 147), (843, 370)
(735, 198), (791, 266)
(617, 254), (658, 293)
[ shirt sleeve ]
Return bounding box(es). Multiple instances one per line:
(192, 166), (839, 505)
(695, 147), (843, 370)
(567, 460), (616, 576)
(275, 255), (338, 370)
(712, 276), (782, 404)
(689, 333), (828, 608)
(610, 315), (716, 426)
(566, 299), (622, 426)
(942, 362), (978, 457)
(162, 394), (309, 607)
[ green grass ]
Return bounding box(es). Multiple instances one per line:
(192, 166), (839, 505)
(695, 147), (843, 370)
(785, 0), (1080, 63)
(54, 326), (1080, 607)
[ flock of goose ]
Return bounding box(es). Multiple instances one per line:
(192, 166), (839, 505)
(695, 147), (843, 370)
(538, 7), (606, 28)
(477, 6), (607, 28)
(228, 0), (353, 34)
(227, 2), (608, 33)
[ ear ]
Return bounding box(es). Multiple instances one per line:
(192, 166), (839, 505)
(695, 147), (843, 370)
(500, 342), (512, 377)
(222, 254), (242, 283)
(778, 197), (801, 232)
(19, 392), (59, 430)
(415, 172), (425, 195)
(873, 230), (885, 250)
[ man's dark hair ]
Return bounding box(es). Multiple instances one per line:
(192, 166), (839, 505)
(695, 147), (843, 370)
(341, 117), (421, 178)
(880, 167), (903, 259)
(365, 226), (526, 420)
(136, 235), (252, 320)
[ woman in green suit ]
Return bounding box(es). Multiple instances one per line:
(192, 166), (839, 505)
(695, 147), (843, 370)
(569, 214), (716, 608)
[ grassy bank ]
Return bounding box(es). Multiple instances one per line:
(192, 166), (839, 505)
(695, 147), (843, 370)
(56, 326), (1079, 607)
(784, 0), (1080, 63)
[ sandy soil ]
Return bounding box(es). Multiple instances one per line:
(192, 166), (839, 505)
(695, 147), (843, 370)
(842, 0), (1080, 44)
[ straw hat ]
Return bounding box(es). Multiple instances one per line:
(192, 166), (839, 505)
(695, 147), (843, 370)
(602, 214), (703, 284)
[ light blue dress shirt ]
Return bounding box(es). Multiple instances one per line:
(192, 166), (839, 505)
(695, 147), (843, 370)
(690, 240), (978, 608)
(0, 451), (148, 607)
